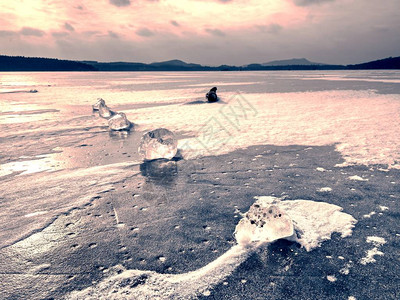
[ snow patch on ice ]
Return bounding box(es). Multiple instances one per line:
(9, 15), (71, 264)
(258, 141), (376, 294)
(277, 198), (357, 251)
(327, 275), (337, 282)
(318, 187), (332, 192)
(363, 211), (376, 218)
(24, 211), (48, 218)
(366, 236), (386, 246)
(360, 236), (386, 265)
(348, 175), (368, 181)
(379, 205), (389, 211)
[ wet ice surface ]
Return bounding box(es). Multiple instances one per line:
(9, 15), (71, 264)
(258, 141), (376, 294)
(1, 71), (400, 299)
(1, 144), (399, 300)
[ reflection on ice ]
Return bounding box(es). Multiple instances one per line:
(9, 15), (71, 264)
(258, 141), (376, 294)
(140, 159), (178, 182)
(0, 154), (63, 177)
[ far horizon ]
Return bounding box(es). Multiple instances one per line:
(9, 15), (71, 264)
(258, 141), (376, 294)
(1, 0), (399, 66)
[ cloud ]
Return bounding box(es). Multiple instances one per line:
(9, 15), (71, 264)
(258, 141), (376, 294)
(0, 30), (17, 37)
(64, 22), (75, 32)
(136, 28), (154, 37)
(170, 20), (180, 27)
(205, 28), (225, 37)
(20, 27), (45, 37)
(108, 31), (119, 38)
(52, 32), (69, 38)
(293, 0), (335, 6)
(257, 23), (283, 34)
(109, 0), (131, 7)
(83, 31), (101, 37)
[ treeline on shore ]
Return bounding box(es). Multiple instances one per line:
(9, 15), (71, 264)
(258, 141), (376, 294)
(1, 55), (399, 72)
(0, 55), (96, 71)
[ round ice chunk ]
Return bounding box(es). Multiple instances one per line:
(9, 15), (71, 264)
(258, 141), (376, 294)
(108, 112), (130, 131)
(139, 128), (178, 160)
(99, 104), (112, 118)
(92, 98), (105, 110)
(234, 199), (294, 246)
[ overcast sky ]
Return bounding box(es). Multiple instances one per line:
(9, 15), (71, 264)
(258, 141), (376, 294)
(0, 0), (399, 65)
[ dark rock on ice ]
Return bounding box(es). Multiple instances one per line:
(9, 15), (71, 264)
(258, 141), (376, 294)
(206, 86), (218, 102)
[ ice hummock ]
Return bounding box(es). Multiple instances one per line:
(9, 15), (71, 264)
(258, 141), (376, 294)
(92, 98), (105, 111)
(138, 128), (178, 160)
(108, 112), (131, 131)
(66, 197), (356, 299)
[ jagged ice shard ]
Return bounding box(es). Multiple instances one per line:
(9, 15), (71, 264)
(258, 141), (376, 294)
(99, 103), (112, 118)
(108, 112), (131, 131)
(92, 98), (105, 111)
(138, 128), (178, 160)
(235, 198), (294, 246)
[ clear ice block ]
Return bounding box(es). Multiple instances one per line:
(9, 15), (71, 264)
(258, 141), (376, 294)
(108, 112), (131, 131)
(139, 128), (178, 160)
(99, 103), (112, 118)
(92, 98), (105, 110)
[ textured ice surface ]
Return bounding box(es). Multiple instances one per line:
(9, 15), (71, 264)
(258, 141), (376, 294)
(66, 197), (356, 299)
(0, 162), (140, 248)
(108, 112), (130, 131)
(2, 71), (400, 167)
(92, 98), (105, 110)
(139, 128), (177, 160)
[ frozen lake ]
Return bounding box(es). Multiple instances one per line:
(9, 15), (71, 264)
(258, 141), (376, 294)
(1, 71), (400, 299)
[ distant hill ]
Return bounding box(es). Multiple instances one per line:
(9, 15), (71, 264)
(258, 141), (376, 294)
(0, 55), (96, 71)
(261, 58), (325, 66)
(84, 59), (211, 71)
(149, 59), (203, 68)
(347, 56), (400, 69)
(82, 61), (148, 71)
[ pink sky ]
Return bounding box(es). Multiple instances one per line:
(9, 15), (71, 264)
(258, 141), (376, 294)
(0, 0), (399, 65)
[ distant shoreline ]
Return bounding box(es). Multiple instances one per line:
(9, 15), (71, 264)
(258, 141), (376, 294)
(1, 55), (399, 72)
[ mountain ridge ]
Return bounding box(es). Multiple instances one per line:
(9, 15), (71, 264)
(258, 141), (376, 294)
(1, 55), (399, 71)
(260, 58), (326, 66)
